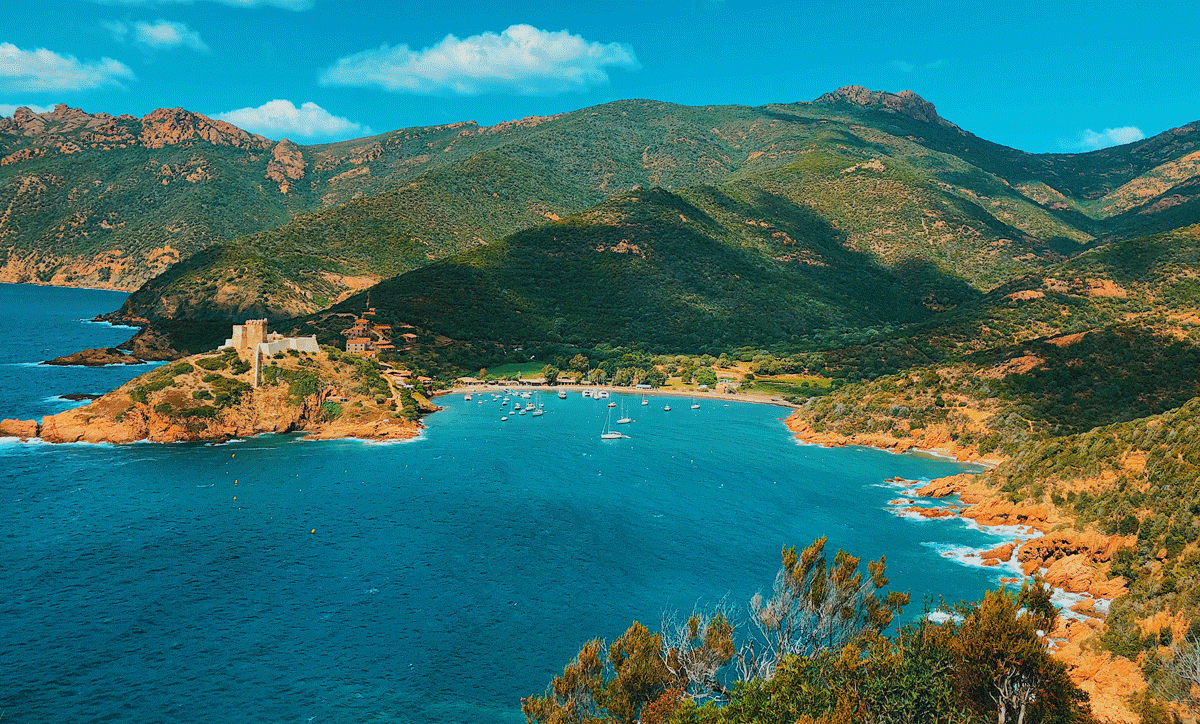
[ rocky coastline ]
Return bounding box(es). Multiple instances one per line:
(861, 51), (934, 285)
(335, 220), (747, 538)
(41, 346), (147, 366)
(784, 414), (1144, 721)
(3, 348), (425, 445)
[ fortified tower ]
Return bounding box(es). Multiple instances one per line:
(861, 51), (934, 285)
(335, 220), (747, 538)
(243, 319), (268, 349)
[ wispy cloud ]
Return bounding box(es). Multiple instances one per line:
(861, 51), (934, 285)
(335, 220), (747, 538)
(104, 20), (209, 51)
(213, 99), (369, 140)
(94, 0), (312, 9)
(320, 24), (640, 95)
(1079, 126), (1145, 150)
(891, 59), (945, 73)
(0, 42), (134, 93)
(0, 102), (55, 117)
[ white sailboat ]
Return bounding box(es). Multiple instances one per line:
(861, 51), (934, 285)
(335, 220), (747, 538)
(663, 403), (671, 411)
(600, 408), (623, 439)
(690, 398), (700, 410)
(641, 394), (649, 406)
(558, 390), (567, 399)
(616, 399), (632, 424)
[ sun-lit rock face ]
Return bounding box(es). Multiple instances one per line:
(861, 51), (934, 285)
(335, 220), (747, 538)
(815, 85), (962, 130)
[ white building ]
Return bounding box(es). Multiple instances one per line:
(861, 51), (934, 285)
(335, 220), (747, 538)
(220, 319), (320, 387)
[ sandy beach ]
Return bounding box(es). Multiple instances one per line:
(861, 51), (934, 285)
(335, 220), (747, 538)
(435, 383), (801, 409)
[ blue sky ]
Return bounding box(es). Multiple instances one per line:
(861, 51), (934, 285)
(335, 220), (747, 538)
(1, 0), (1196, 152)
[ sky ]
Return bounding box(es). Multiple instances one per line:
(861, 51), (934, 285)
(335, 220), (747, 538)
(1, 0), (1197, 153)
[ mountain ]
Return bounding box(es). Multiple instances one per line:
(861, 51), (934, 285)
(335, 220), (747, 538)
(0, 104), (543, 290)
(109, 85), (1197, 335)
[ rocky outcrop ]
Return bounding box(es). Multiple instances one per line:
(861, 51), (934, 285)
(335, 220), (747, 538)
(138, 108), (271, 150)
(24, 346), (424, 445)
(113, 325), (186, 361)
(783, 416), (1001, 465)
(0, 418), (39, 439)
(42, 347), (146, 366)
(266, 140), (306, 193)
(815, 86), (963, 131)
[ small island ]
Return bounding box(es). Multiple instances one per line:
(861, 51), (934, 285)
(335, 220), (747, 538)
(3, 319), (436, 444)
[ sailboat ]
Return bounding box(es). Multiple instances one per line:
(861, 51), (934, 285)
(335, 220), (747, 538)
(600, 408), (623, 439)
(557, 390), (567, 399)
(641, 394), (649, 406)
(663, 403), (671, 411)
(690, 398), (700, 410)
(616, 400), (632, 425)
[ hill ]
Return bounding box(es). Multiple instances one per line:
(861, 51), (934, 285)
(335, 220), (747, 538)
(108, 88), (1200, 351)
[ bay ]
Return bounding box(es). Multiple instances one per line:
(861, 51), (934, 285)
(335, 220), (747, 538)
(0, 283), (1016, 723)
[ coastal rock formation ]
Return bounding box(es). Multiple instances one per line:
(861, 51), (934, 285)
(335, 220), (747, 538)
(42, 347), (146, 366)
(28, 343), (425, 445)
(0, 418), (39, 439)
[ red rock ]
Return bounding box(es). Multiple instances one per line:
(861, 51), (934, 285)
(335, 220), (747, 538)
(0, 418), (39, 439)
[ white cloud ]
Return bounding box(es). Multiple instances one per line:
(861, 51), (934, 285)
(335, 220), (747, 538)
(1079, 126), (1145, 150)
(0, 103), (55, 117)
(105, 20), (209, 51)
(213, 99), (369, 140)
(320, 24), (640, 95)
(0, 42), (134, 92)
(95, 0), (311, 9)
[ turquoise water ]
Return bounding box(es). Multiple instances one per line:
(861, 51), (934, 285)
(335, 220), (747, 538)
(1, 284), (1016, 723)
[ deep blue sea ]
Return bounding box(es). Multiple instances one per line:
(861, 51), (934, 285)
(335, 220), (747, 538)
(0, 283), (1021, 723)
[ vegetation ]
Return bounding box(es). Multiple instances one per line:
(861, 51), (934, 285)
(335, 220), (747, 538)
(524, 543), (1090, 724)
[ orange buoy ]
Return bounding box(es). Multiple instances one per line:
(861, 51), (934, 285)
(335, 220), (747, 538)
(233, 496), (237, 501)
(310, 529), (316, 534)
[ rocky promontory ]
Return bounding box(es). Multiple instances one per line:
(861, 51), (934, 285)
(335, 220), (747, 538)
(6, 346), (431, 444)
(42, 347), (147, 366)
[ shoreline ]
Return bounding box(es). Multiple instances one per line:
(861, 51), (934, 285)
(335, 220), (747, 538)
(782, 415), (1005, 468)
(435, 383), (801, 409)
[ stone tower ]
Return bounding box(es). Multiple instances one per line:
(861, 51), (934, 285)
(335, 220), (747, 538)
(244, 319), (267, 349)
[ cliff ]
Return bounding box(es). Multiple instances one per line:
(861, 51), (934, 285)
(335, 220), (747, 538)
(4, 346), (425, 444)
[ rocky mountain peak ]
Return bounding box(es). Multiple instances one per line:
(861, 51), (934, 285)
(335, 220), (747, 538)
(138, 108), (272, 150)
(816, 85), (960, 130)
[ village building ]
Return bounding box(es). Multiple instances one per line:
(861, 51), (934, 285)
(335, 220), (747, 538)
(220, 319), (319, 387)
(342, 313), (397, 356)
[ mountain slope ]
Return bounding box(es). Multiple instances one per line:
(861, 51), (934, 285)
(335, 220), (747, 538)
(113, 87), (1183, 331)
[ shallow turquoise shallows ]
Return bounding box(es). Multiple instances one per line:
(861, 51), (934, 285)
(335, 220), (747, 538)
(1, 283), (1015, 724)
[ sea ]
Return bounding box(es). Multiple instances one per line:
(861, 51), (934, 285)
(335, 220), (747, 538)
(0, 283), (1026, 723)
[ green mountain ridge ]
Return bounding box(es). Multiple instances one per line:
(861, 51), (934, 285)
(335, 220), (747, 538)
(110, 87), (1200, 344)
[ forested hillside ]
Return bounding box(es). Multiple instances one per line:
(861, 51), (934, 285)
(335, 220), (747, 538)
(108, 86), (1200, 339)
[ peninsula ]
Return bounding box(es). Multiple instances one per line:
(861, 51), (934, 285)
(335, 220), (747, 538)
(1, 320), (432, 444)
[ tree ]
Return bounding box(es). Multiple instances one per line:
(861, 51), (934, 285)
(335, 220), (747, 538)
(740, 538), (909, 681)
(479, 367), (488, 380)
(570, 354), (590, 373)
(1163, 635), (1200, 707)
(949, 586), (1088, 724)
(523, 624), (672, 724)
(660, 604), (735, 702)
(522, 638), (606, 724)
(543, 364), (560, 385)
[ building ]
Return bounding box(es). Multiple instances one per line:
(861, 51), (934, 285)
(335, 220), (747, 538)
(342, 314), (397, 356)
(220, 319), (320, 387)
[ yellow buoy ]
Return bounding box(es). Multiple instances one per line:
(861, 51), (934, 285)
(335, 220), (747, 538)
(233, 496), (237, 501)
(310, 529), (316, 534)
(231, 453), (235, 458)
